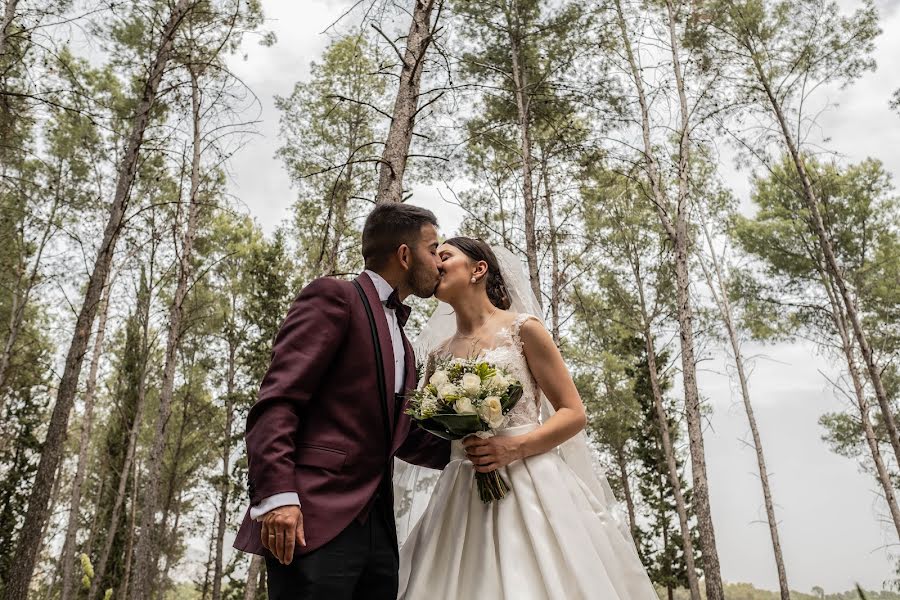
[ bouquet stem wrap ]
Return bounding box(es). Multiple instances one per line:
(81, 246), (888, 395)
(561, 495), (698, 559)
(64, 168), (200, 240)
(477, 470), (510, 503)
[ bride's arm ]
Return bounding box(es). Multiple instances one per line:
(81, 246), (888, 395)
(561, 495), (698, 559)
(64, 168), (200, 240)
(463, 319), (587, 472)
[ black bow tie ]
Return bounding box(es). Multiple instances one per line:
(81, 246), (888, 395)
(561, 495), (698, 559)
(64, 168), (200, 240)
(385, 289), (411, 328)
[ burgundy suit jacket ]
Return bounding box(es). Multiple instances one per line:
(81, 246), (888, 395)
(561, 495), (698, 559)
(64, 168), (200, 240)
(233, 272), (450, 556)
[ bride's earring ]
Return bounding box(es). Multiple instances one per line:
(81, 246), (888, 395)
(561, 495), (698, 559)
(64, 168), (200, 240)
(470, 276), (477, 284)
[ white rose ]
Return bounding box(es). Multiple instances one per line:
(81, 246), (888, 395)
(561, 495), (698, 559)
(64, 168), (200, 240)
(487, 373), (509, 392)
(429, 370), (450, 388)
(454, 396), (477, 414)
(478, 396), (505, 429)
(461, 372), (482, 396)
(437, 383), (458, 400)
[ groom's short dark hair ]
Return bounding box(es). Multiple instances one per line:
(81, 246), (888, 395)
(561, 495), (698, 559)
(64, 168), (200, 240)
(362, 202), (438, 270)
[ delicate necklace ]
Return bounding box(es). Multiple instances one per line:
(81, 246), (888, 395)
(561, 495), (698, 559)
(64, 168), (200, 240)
(454, 307), (498, 354)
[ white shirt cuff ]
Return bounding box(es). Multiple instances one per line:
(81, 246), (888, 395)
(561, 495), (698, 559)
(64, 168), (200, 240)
(250, 492), (300, 521)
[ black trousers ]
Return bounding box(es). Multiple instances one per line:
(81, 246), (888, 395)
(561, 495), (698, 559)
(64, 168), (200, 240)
(264, 497), (398, 600)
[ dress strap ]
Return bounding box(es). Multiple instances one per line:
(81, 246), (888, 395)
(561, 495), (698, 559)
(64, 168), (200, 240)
(509, 313), (540, 350)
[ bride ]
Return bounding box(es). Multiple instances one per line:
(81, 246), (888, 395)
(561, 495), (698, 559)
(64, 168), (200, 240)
(395, 237), (659, 600)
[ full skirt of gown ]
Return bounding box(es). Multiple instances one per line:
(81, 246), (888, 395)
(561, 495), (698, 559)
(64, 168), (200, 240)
(397, 424), (660, 600)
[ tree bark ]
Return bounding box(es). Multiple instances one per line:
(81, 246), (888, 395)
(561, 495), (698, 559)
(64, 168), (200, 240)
(505, 1), (542, 306)
(129, 63), (205, 600)
(6, 2), (194, 595)
(59, 282), (112, 600)
(614, 448), (636, 535)
(541, 159), (560, 341)
(83, 470), (105, 561)
(119, 458), (140, 600)
(697, 223), (790, 600)
(243, 555), (264, 600)
(212, 326), (238, 600)
(375, 0), (438, 204)
(749, 46), (900, 475)
(158, 487), (186, 597)
(321, 153), (354, 276)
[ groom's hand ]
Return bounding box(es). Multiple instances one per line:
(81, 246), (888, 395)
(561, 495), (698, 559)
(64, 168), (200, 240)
(260, 505), (305, 565)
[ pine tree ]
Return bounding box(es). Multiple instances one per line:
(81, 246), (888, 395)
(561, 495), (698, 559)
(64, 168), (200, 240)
(276, 34), (386, 280)
(628, 338), (702, 599)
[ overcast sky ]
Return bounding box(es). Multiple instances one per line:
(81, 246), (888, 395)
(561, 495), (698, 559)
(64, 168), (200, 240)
(221, 0), (900, 593)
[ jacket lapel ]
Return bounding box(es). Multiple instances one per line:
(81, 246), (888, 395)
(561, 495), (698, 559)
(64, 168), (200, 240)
(356, 273), (397, 426)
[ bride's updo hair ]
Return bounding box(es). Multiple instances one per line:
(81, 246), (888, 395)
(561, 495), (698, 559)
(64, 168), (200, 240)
(444, 237), (512, 310)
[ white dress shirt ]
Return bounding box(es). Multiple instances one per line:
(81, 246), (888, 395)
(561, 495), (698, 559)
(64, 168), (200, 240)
(250, 271), (406, 520)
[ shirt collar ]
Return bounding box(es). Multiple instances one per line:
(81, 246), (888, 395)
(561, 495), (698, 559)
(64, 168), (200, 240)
(364, 270), (394, 304)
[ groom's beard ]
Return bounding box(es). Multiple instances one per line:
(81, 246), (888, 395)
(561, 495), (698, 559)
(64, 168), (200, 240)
(407, 261), (441, 299)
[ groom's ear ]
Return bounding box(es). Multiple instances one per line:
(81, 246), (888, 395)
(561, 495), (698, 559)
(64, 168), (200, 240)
(397, 243), (412, 270)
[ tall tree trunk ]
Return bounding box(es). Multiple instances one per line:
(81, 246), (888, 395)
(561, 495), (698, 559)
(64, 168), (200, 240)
(60, 282), (112, 600)
(83, 471), (106, 560)
(505, 2), (542, 306)
(158, 488), (185, 597)
(130, 65), (205, 600)
(614, 447), (636, 535)
(88, 340), (150, 600)
(201, 526), (214, 600)
(155, 384), (195, 598)
(541, 159), (560, 341)
(697, 223), (790, 599)
(37, 459), (65, 564)
(243, 555), (263, 600)
(749, 47), (900, 473)
(819, 266), (900, 538)
(631, 255), (703, 600)
(148, 358), (192, 590)
(119, 458), (140, 600)
(6, 3), (194, 595)
(663, 3), (724, 593)
(0, 0), (19, 59)
(375, 0), (438, 204)
(657, 477), (671, 599)
(89, 270), (152, 600)
(614, 0), (717, 595)
(212, 333), (238, 600)
(671, 201), (721, 599)
(321, 160), (354, 276)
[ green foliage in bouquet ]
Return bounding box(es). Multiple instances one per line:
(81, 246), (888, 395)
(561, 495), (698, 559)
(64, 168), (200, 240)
(406, 358), (524, 440)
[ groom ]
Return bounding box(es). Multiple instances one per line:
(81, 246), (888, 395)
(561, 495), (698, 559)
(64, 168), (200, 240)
(233, 202), (451, 599)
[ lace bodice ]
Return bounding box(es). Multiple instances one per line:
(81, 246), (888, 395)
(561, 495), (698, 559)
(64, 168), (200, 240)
(428, 313), (541, 429)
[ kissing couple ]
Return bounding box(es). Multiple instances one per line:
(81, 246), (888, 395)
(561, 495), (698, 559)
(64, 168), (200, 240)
(234, 202), (658, 600)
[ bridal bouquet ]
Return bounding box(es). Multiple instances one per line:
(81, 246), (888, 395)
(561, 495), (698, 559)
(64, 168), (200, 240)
(406, 358), (523, 503)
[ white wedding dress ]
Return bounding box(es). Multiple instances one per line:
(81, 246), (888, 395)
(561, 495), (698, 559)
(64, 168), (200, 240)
(397, 313), (659, 600)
